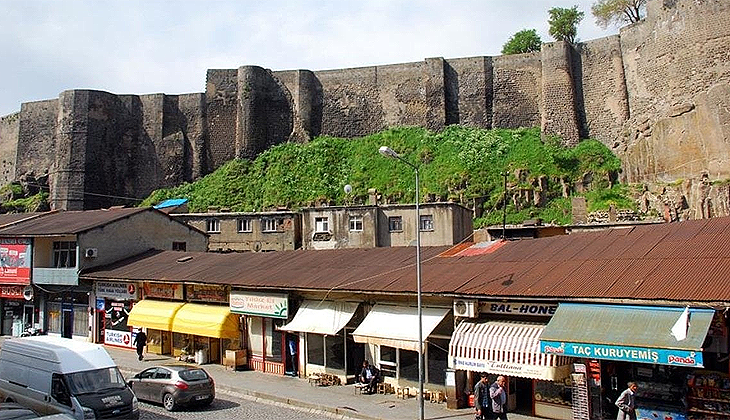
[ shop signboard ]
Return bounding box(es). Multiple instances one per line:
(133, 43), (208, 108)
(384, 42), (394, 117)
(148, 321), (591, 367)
(104, 300), (134, 348)
(480, 301), (557, 316)
(143, 282), (183, 300)
(451, 356), (564, 380)
(229, 291), (288, 318)
(186, 284), (228, 303)
(0, 238), (31, 284)
(95, 281), (138, 300)
(540, 340), (704, 367)
(0, 285), (24, 299)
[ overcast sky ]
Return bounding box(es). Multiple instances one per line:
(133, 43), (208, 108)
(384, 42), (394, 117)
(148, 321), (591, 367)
(0, 0), (617, 116)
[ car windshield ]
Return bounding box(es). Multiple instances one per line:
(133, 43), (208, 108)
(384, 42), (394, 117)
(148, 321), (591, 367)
(65, 367), (127, 395)
(178, 369), (208, 382)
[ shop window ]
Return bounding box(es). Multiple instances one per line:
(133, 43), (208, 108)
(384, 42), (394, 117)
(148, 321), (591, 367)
(419, 215), (434, 232)
(265, 318), (283, 362)
(379, 345), (397, 378)
(47, 303), (61, 334)
(247, 317), (264, 357)
(399, 349), (419, 382)
(349, 215), (363, 232)
(53, 241), (77, 268)
(427, 339), (448, 385)
(72, 305), (88, 337)
(206, 219), (220, 233)
(325, 332), (345, 370)
(306, 333), (324, 366)
(388, 216), (403, 232)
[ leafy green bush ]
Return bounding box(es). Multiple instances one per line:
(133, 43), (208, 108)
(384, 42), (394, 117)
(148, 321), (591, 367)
(141, 126), (631, 226)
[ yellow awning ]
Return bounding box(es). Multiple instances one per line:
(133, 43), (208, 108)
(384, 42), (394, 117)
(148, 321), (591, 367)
(171, 303), (240, 339)
(128, 299), (185, 331)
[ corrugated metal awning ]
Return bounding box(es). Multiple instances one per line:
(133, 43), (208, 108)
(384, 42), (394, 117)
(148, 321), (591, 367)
(449, 320), (571, 380)
(171, 303), (240, 339)
(280, 300), (358, 335)
(539, 304), (715, 367)
(353, 305), (450, 351)
(128, 299), (185, 331)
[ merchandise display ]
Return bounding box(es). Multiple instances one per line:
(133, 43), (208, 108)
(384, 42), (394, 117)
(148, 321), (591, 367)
(687, 371), (730, 419)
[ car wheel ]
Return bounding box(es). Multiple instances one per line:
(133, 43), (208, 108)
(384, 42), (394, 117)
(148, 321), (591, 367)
(200, 397), (214, 407)
(163, 393), (176, 411)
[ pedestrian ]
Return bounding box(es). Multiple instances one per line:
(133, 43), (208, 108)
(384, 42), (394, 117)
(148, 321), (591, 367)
(615, 382), (638, 420)
(359, 360), (379, 394)
(489, 375), (508, 420)
(474, 372), (493, 420)
(133, 328), (147, 361)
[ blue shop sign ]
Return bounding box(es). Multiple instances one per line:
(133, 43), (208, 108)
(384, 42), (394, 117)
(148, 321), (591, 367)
(540, 340), (703, 367)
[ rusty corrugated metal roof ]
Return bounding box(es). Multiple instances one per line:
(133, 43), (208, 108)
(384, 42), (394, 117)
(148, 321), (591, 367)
(0, 207), (151, 236)
(82, 216), (730, 303)
(0, 212), (44, 228)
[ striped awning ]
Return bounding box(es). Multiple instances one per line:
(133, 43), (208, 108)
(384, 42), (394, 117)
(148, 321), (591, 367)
(449, 320), (571, 381)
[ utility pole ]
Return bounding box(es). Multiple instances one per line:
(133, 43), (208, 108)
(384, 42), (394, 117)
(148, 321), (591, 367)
(502, 171), (508, 239)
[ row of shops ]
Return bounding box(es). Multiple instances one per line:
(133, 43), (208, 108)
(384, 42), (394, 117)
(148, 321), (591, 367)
(6, 275), (726, 420)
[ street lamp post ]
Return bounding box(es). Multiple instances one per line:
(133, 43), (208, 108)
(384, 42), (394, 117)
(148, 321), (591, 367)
(378, 146), (423, 420)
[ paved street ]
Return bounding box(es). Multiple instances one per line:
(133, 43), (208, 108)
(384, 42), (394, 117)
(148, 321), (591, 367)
(137, 393), (329, 420)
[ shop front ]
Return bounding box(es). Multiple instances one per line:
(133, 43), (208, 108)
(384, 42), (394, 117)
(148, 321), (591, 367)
(127, 298), (184, 354)
(449, 319), (573, 418)
(93, 281), (140, 346)
(0, 238), (33, 336)
(540, 303), (723, 420)
(280, 300), (363, 380)
(170, 302), (241, 364)
(44, 284), (90, 340)
(230, 290), (288, 375)
(352, 304), (452, 393)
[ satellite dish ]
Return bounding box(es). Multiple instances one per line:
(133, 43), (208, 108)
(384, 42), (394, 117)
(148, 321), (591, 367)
(344, 184), (352, 194)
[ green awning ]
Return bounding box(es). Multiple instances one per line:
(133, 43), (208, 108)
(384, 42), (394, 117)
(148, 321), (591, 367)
(539, 304), (715, 367)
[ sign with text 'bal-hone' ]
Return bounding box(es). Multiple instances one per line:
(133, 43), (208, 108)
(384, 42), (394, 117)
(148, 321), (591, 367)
(229, 291), (288, 318)
(481, 301), (558, 316)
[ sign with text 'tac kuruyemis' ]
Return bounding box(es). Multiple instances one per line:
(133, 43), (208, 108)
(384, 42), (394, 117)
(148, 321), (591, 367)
(539, 340), (704, 367)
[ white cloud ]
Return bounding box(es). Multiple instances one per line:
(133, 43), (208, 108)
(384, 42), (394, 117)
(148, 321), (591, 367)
(0, 0), (616, 116)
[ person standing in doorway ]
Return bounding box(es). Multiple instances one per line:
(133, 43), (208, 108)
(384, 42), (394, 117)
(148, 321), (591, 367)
(489, 376), (508, 420)
(474, 372), (493, 420)
(133, 328), (147, 361)
(615, 382), (638, 420)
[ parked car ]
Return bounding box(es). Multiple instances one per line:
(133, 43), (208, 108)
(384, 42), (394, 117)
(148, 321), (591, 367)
(126, 365), (214, 411)
(0, 403), (74, 420)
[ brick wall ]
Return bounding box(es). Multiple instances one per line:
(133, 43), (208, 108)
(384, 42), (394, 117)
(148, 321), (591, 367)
(492, 52), (542, 129)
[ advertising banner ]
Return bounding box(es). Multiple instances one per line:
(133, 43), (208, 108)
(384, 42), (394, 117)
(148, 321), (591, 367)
(95, 281), (138, 300)
(0, 238), (31, 284)
(540, 340), (704, 367)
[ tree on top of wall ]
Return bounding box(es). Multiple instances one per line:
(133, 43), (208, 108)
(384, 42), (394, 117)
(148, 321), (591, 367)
(548, 5), (585, 44)
(501, 29), (543, 55)
(591, 0), (646, 28)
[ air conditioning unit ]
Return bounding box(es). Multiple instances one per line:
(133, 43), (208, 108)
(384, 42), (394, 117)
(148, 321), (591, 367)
(84, 248), (98, 258)
(453, 299), (479, 318)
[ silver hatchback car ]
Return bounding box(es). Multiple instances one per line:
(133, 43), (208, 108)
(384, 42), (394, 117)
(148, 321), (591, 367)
(127, 365), (214, 411)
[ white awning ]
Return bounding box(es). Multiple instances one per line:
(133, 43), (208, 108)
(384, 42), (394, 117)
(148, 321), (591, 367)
(279, 300), (359, 335)
(449, 320), (571, 381)
(352, 304), (450, 351)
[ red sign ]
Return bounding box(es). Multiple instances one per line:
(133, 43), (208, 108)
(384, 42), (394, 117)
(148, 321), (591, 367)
(0, 285), (24, 299)
(0, 239), (31, 284)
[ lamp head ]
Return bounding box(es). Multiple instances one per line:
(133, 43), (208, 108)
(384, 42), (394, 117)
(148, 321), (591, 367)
(379, 146), (399, 159)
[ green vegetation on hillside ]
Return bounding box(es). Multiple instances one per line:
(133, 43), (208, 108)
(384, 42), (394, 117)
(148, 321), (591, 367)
(141, 126), (628, 227)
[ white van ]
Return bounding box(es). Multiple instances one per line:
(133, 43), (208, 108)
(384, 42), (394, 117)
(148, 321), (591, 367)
(0, 337), (139, 419)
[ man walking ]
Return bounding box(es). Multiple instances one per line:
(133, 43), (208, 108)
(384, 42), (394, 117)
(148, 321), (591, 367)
(490, 376), (508, 420)
(474, 373), (492, 419)
(133, 328), (147, 361)
(615, 382), (638, 420)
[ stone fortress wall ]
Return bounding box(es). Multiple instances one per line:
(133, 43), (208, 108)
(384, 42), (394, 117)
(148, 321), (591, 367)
(0, 0), (728, 217)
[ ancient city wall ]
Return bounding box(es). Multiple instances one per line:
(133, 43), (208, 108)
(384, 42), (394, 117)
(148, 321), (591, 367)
(1, 0), (729, 216)
(0, 113), (19, 186)
(491, 52), (542, 130)
(619, 0), (730, 183)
